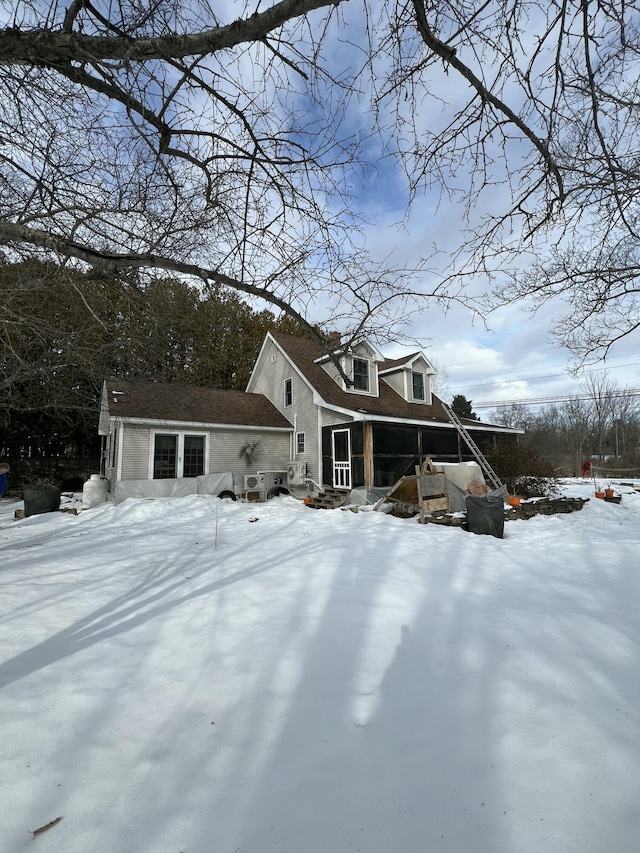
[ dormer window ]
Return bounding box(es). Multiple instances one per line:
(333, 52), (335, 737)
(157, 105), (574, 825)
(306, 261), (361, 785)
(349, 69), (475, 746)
(353, 358), (370, 392)
(412, 371), (425, 401)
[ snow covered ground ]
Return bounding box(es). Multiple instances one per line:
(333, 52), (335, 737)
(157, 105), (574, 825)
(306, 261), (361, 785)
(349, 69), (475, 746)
(1, 480), (639, 853)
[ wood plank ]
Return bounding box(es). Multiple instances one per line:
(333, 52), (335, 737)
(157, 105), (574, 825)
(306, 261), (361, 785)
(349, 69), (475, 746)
(422, 495), (449, 512)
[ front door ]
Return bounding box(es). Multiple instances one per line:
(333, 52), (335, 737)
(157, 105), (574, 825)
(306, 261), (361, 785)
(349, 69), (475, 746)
(332, 428), (351, 489)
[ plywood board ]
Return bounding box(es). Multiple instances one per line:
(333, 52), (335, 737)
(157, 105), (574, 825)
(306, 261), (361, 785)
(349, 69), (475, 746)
(418, 473), (447, 496)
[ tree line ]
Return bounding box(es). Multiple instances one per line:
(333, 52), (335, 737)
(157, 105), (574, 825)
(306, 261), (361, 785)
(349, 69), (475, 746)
(0, 259), (307, 459)
(488, 374), (640, 478)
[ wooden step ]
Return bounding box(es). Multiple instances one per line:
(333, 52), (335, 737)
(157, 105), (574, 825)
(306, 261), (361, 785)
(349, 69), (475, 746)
(305, 489), (349, 510)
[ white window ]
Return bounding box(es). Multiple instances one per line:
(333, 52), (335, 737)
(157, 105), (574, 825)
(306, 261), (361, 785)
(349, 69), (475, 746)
(412, 371), (425, 401)
(296, 432), (305, 454)
(284, 377), (293, 407)
(352, 357), (370, 392)
(151, 432), (207, 479)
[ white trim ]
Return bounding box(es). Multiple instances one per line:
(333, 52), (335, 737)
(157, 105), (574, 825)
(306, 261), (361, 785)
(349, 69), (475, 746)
(379, 353), (436, 375)
(149, 429), (210, 479)
(312, 405), (523, 433)
(116, 419), (124, 481)
(341, 354), (379, 397)
(351, 355), (371, 393)
(331, 428), (352, 489)
(313, 338), (385, 364)
(317, 406), (323, 488)
(409, 370), (426, 403)
(246, 331), (315, 395)
(296, 431), (305, 455)
(113, 416), (291, 432)
(284, 376), (293, 407)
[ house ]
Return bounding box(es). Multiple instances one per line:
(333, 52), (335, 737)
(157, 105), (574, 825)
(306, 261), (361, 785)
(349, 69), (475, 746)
(247, 332), (520, 495)
(99, 332), (521, 503)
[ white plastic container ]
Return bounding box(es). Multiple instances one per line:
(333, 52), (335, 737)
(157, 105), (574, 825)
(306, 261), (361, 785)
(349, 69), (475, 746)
(82, 474), (109, 509)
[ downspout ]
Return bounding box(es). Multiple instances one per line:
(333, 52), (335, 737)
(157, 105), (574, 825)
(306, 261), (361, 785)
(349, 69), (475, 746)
(292, 413), (297, 460)
(317, 407), (323, 489)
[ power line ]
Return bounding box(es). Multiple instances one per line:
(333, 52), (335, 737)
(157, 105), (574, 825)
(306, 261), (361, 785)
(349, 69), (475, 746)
(448, 359), (640, 393)
(441, 347), (639, 372)
(473, 389), (640, 409)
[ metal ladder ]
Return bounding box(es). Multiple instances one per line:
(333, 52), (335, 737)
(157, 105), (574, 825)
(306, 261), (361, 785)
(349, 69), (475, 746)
(443, 403), (503, 490)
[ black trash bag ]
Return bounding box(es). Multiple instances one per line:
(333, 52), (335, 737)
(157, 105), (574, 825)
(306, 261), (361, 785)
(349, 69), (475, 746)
(465, 486), (507, 538)
(23, 484), (62, 518)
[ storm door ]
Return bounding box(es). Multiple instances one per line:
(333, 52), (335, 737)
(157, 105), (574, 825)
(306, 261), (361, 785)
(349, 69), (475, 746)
(332, 428), (351, 489)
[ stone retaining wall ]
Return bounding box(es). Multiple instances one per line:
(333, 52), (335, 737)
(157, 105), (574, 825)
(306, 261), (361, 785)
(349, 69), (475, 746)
(423, 496), (589, 528)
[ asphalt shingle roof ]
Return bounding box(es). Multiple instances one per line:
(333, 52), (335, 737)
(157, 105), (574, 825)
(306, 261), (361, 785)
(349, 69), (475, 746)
(272, 334), (452, 425)
(105, 379), (292, 429)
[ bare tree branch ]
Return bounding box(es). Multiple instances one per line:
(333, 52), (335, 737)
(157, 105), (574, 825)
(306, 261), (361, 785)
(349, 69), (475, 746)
(0, 0), (340, 65)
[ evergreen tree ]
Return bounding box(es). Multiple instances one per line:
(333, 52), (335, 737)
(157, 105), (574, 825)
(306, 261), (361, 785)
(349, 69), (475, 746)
(451, 394), (479, 421)
(1, 260), (312, 456)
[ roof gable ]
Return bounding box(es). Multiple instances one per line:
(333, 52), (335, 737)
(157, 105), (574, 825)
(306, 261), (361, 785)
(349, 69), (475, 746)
(379, 353), (435, 374)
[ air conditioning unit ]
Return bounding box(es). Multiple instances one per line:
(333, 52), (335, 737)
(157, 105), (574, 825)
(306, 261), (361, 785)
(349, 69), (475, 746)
(243, 474), (261, 490)
(286, 461), (306, 486)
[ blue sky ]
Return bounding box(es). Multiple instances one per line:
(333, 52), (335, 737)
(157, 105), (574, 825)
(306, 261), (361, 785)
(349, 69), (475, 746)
(3, 1), (639, 406)
(306, 4), (640, 407)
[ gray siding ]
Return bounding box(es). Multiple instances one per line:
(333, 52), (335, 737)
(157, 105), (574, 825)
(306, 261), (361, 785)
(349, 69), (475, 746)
(320, 344), (380, 398)
(121, 425), (150, 479)
(249, 337), (321, 481)
(380, 358), (433, 404)
(320, 408), (354, 428)
(381, 372), (404, 397)
(117, 420), (291, 483)
(209, 429), (291, 479)
(320, 358), (342, 385)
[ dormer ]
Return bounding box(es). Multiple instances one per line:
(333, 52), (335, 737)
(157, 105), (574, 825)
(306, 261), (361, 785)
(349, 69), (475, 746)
(378, 353), (435, 405)
(315, 338), (384, 397)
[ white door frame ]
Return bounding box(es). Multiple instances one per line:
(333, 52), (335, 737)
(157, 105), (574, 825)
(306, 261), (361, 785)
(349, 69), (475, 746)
(331, 428), (351, 489)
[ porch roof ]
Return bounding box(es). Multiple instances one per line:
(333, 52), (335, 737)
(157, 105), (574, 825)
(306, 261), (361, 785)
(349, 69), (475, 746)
(104, 379), (292, 429)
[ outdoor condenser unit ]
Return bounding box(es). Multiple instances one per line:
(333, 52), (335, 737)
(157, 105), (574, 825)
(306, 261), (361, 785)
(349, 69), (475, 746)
(257, 471), (288, 494)
(286, 461), (306, 486)
(243, 474), (260, 490)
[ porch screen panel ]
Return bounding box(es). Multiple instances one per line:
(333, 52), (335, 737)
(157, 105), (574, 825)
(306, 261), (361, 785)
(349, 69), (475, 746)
(467, 430), (495, 455)
(351, 457), (365, 488)
(372, 424), (419, 488)
(373, 424), (418, 455)
(154, 434), (177, 479)
(350, 422), (364, 455)
(421, 427), (458, 460)
(183, 435), (205, 477)
(349, 422), (364, 487)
